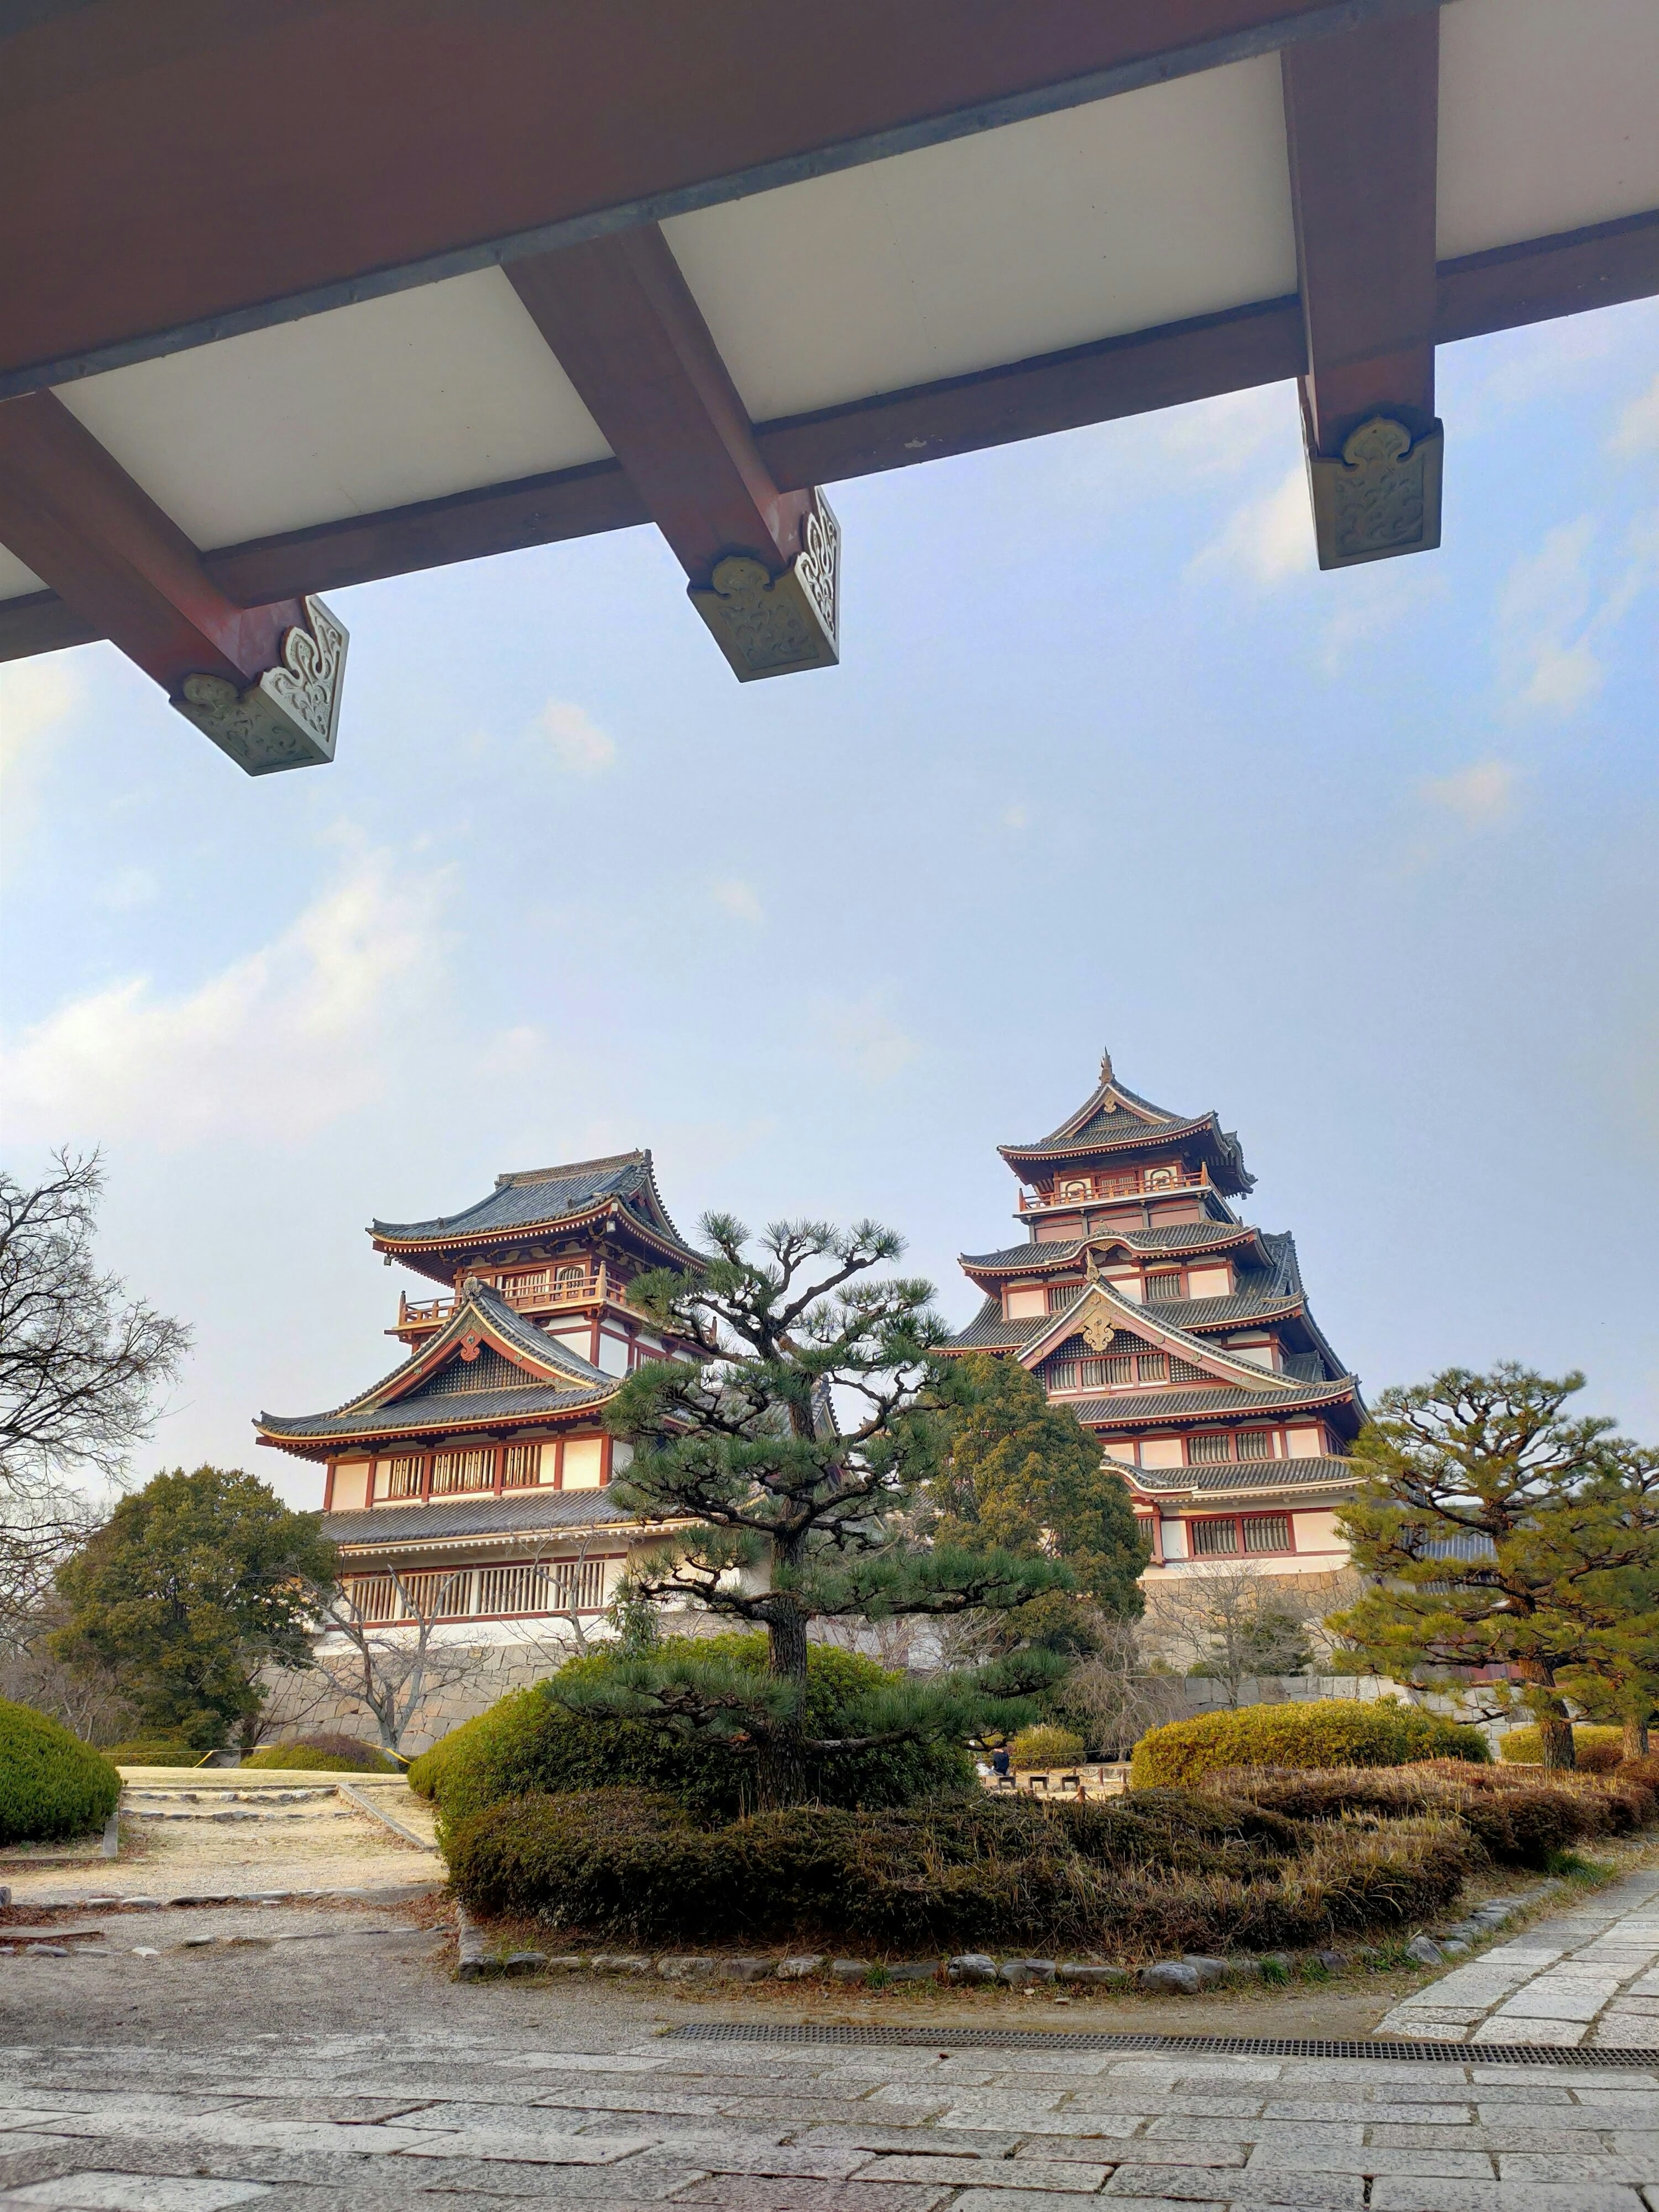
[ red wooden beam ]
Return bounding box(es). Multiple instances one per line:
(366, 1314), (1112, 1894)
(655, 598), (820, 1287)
(0, 391), (347, 769)
(0, 0), (1433, 393)
(3, 205), (1655, 668)
(507, 226), (837, 679)
(1281, 11), (1442, 566)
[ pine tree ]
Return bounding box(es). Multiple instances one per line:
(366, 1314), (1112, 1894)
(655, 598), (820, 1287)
(582, 1214), (1071, 1806)
(1327, 1365), (1659, 1769)
(931, 1351), (1149, 1643)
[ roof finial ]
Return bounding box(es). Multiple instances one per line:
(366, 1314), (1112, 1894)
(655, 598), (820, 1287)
(1099, 1045), (1114, 1090)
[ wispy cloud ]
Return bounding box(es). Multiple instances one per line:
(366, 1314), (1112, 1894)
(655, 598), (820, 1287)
(1493, 515), (1658, 716)
(0, 841), (452, 1148)
(1420, 760), (1521, 830)
(1190, 465), (1315, 589)
(535, 699), (617, 774)
(95, 866), (159, 912)
(711, 877), (764, 925)
(0, 657), (83, 861)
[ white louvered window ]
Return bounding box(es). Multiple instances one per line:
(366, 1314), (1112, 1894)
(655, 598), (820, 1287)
(1047, 1283), (1079, 1312)
(1190, 1432), (1232, 1462)
(501, 1442), (541, 1487)
(343, 1575), (398, 1623)
(1237, 1430), (1272, 1460)
(382, 1455), (423, 1499)
(1144, 1270), (1183, 1299)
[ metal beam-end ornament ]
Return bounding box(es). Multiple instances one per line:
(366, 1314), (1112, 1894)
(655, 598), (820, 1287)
(172, 594), (349, 772)
(1307, 415), (1443, 569)
(689, 491), (840, 680)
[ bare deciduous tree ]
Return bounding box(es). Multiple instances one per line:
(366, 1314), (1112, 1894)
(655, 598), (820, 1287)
(1148, 1567), (1317, 1708)
(1050, 1615), (1185, 1758)
(299, 1569), (482, 1758)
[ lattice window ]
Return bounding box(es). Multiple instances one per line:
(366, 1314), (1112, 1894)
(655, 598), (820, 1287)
(1169, 1359), (1205, 1384)
(556, 1262), (590, 1290)
(420, 1346), (522, 1397)
(342, 1575), (398, 1623)
(1243, 1514), (1292, 1552)
(474, 1557), (609, 1616)
(1189, 1516), (1238, 1554)
(1144, 1270), (1183, 1299)
(432, 1446), (495, 1494)
(1139, 1352), (1168, 1382)
(1103, 1355), (1136, 1386)
(1190, 1432), (1233, 1462)
(397, 1567), (473, 1619)
(382, 1455), (423, 1498)
(1047, 1283), (1079, 1312)
(501, 1442), (542, 1487)
(1237, 1430), (1272, 1460)
(502, 1269), (550, 1300)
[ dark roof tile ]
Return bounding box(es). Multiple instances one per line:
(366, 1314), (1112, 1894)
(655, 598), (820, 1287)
(324, 1489), (638, 1544)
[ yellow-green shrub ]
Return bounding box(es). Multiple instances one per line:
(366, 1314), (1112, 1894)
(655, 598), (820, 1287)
(1499, 1724), (1623, 1770)
(1131, 1699), (1489, 1787)
(242, 1735), (398, 1773)
(1009, 1725), (1086, 1770)
(0, 1699), (122, 1845)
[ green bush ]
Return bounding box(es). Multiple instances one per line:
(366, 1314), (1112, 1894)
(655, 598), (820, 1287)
(414, 1635), (976, 1828)
(1009, 1725), (1086, 1771)
(242, 1735), (398, 1773)
(447, 1782), (1470, 1955)
(1131, 1699), (1489, 1787)
(0, 1698), (122, 1845)
(1499, 1724), (1624, 1770)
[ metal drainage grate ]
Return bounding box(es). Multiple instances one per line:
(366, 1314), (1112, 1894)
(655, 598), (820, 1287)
(664, 2021), (1657, 2068)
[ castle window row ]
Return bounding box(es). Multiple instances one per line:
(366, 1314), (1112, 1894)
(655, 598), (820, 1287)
(327, 1434), (630, 1510)
(338, 1554), (617, 1626)
(1189, 1512), (1293, 1557)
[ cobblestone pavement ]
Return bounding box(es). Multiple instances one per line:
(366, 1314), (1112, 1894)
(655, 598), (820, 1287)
(1379, 1867), (1659, 2047)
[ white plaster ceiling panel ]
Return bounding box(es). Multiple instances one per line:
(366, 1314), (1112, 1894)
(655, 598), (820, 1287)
(664, 55), (1296, 423)
(0, 547), (46, 602)
(54, 269), (611, 550)
(1439, 0), (1659, 261)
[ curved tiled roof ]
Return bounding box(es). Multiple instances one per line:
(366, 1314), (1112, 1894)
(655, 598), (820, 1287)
(1141, 1289), (1303, 1329)
(1117, 1454), (1361, 1496)
(994, 1060), (1254, 1195)
(262, 1379), (608, 1442)
(371, 1149), (698, 1262)
(1065, 1375), (1361, 1427)
(960, 1220), (1259, 1276)
(325, 1489), (639, 1545)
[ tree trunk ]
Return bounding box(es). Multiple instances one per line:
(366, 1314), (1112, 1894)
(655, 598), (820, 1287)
(1625, 1715), (1651, 1761)
(760, 1589), (810, 1809)
(1538, 1712), (1576, 1770)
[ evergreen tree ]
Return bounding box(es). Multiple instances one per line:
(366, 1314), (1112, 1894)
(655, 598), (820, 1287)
(584, 1214), (1071, 1806)
(1328, 1365), (1659, 1769)
(931, 1352), (1149, 1638)
(52, 1467), (336, 1752)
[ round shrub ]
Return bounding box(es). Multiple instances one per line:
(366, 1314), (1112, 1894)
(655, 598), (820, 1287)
(1499, 1723), (1623, 1770)
(1008, 1725), (1086, 1771)
(1130, 1699), (1489, 1788)
(420, 1635), (976, 1828)
(242, 1734), (398, 1773)
(0, 1698), (122, 1845)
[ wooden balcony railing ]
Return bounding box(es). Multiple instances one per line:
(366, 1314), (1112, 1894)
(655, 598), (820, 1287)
(1020, 1166), (1208, 1210)
(396, 1268), (628, 1332)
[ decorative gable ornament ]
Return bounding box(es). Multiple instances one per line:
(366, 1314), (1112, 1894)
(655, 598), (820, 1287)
(458, 1331), (483, 1363)
(1307, 415), (1443, 569)
(1080, 1307), (1117, 1354)
(172, 595), (348, 774)
(689, 490), (840, 680)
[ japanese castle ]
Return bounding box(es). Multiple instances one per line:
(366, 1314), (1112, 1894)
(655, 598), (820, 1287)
(259, 1055), (1364, 1637)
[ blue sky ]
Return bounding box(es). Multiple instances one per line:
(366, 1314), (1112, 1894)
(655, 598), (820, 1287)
(3, 298), (1656, 1509)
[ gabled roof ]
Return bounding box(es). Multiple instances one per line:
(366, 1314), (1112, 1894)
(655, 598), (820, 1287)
(1067, 1375), (1363, 1431)
(1014, 1280), (1315, 1397)
(257, 1281), (615, 1454)
(996, 1049), (1253, 1195)
(370, 1149), (700, 1278)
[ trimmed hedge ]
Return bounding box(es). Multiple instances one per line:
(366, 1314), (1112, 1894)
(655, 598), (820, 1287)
(1500, 1724), (1624, 1772)
(1131, 1699), (1489, 1787)
(410, 1635), (976, 1826)
(0, 1698), (122, 1845)
(1217, 1760), (1657, 1870)
(242, 1735), (399, 1773)
(104, 1737), (202, 1767)
(1009, 1725), (1085, 1771)
(446, 1782), (1470, 1955)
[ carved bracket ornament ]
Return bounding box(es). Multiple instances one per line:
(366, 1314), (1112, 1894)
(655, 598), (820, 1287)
(172, 595), (349, 774)
(689, 489), (841, 680)
(1307, 416), (1443, 570)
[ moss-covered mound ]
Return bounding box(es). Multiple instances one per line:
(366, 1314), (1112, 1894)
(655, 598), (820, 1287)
(242, 1735), (399, 1773)
(409, 1635), (976, 1827)
(0, 1698), (122, 1845)
(446, 1781), (1470, 1955)
(1131, 1699), (1488, 1787)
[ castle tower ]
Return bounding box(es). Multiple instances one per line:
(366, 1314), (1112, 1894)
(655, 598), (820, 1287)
(942, 1053), (1365, 1581)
